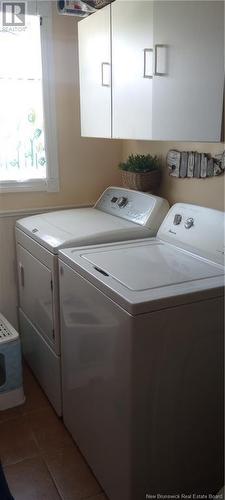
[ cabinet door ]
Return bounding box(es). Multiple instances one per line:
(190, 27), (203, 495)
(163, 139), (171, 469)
(78, 5), (111, 138)
(152, 1), (224, 141)
(112, 1), (153, 140)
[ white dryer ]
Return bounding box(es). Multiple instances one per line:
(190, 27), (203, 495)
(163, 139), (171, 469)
(59, 203), (224, 499)
(15, 186), (169, 415)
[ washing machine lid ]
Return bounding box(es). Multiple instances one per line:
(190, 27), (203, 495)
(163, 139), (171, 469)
(82, 241), (224, 290)
(16, 208), (151, 254)
(59, 239), (224, 314)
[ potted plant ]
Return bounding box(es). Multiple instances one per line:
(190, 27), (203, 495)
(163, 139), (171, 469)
(118, 154), (161, 192)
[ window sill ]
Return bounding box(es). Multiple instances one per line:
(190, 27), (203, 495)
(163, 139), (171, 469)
(0, 178), (59, 193)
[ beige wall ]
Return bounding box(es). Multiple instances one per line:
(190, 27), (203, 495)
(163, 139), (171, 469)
(123, 141), (225, 211)
(0, 4), (223, 213)
(0, 6), (122, 213)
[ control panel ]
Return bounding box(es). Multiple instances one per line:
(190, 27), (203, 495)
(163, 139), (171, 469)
(95, 186), (169, 228)
(172, 213), (195, 229)
(158, 203), (225, 264)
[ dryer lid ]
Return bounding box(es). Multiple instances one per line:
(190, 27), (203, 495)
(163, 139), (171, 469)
(15, 187), (169, 253)
(16, 208), (150, 253)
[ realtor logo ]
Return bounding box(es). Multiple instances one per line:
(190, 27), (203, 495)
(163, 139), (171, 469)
(2, 2), (26, 26)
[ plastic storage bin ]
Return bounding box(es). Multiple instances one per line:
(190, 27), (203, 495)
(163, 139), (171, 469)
(0, 313), (25, 411)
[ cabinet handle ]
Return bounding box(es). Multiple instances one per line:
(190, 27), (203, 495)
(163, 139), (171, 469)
(143, 48), (153, 79)
(154, 44), (168, 76)
(19, 263), (25, 287)
(101, 62), (111, 87)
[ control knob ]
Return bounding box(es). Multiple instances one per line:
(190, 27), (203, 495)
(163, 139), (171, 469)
(117, 196), (128, 208)
(185, 217), (194, 229)
(173, 214), (182, 225)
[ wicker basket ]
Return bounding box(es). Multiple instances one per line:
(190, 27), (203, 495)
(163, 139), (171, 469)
(121, 169), (161, 192)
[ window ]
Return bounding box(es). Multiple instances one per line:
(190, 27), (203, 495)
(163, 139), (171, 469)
(0, 2), (59, 192)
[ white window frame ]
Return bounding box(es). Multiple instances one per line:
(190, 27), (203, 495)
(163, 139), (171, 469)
(0, 1), (59, 193)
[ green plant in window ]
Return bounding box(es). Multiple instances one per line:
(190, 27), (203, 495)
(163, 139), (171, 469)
(34, 128), (41, 140)
(1, 107), (46, 173)
(38, 157), (46, 166)
(27, 109), (45, 168)
(10, 159), (18, 167)
(28, 109), (36, 124)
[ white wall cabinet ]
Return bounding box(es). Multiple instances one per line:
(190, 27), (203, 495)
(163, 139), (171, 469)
(78, 1), (224, 142)
(78, 4), (111, 138)
(112, 1), (153, 140)
(152, 1), (224, 142)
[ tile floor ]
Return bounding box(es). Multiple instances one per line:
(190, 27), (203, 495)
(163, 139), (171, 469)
(0, 363), (108, 500)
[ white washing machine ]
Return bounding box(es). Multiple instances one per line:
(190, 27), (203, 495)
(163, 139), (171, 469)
(59, 203), (224, 499)
(15, 186), (169, 415)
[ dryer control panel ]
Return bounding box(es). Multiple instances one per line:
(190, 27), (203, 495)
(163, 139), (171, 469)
(158, 203), (225, 265)
(95, 186), (169, 228)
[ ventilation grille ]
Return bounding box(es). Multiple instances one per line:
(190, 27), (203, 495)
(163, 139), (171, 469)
(0, 315), (18, 344)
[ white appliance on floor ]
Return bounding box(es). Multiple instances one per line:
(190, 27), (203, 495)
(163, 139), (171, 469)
(59, 203), (224, 499)
(15, 187), (169, 415)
